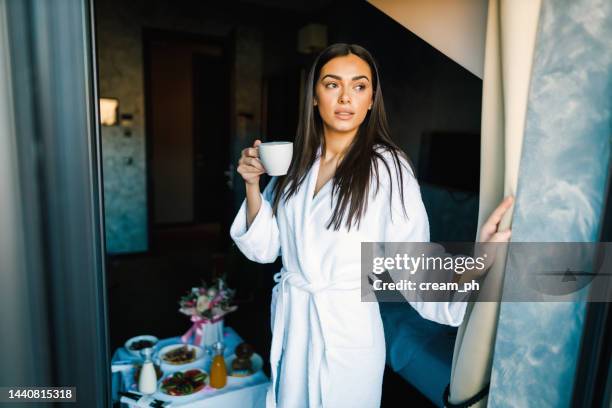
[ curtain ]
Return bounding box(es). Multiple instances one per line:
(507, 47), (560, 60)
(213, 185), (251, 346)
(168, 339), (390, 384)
(448, 0), (542, 405)
(488, 0), (612, 405)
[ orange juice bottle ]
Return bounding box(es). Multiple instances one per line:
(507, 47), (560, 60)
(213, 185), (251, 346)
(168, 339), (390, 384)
(209, 342), (227, 389)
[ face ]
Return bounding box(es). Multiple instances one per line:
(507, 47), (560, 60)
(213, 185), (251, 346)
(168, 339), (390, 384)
(314, 53), (374, 136)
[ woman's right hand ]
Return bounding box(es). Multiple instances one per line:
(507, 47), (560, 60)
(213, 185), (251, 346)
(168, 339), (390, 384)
(237, 139), (266, 186)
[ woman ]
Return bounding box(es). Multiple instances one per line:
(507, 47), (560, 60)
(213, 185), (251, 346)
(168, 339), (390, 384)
(230, 43), (513, 408)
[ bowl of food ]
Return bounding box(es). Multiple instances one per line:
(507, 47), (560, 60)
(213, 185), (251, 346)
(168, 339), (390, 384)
(160, 368), (208, 397)
(158, 344), (204, 366)
(124, 335), (159, 358)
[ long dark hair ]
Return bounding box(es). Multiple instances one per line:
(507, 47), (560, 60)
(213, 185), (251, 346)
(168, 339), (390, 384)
(271, 43), (411, 230)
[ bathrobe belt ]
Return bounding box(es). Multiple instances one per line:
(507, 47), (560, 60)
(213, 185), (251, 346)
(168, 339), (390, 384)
(267, 268), (361, 407)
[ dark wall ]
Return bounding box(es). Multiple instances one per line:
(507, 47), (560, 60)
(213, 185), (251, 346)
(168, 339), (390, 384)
(314, 0), (483, 171)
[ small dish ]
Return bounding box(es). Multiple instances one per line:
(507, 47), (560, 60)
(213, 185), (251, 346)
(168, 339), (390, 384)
(225, 352), (264, 377)
(124, 335), (159, 358)
(158, 344), (204, 366)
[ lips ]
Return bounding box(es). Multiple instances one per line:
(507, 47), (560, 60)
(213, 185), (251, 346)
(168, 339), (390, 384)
(334, 109), (355, 120)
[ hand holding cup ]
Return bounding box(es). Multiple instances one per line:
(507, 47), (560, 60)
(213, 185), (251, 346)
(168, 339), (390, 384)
(237, 140), (293, 186)
(237, 139), (266, 186)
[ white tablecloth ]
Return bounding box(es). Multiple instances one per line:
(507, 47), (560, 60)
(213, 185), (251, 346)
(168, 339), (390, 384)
(111, 327), (269, 407)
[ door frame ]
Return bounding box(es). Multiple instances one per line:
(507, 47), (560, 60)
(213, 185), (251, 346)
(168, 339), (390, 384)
(1, 0), (111, 405)
(142, 28), (230, 251)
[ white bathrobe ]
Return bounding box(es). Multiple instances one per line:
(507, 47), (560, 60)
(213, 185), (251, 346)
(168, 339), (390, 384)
(230, 146), (467, 408)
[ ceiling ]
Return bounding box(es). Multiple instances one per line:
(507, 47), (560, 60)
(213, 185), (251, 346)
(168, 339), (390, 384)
(236, 0), (333, 12)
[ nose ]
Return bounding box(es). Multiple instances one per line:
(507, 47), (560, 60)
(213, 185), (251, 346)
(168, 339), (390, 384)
(338, 89), (350, 104)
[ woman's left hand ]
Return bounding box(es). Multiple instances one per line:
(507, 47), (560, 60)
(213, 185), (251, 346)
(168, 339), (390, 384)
(454, 196), (514, 284)
(479, 195), (514, 243)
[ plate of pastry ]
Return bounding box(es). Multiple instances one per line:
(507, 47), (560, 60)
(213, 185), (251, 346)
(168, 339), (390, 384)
(225, 342), (263, 377)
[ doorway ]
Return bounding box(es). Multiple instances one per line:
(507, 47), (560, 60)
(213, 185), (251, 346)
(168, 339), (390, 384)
(144, 29), (231, 251)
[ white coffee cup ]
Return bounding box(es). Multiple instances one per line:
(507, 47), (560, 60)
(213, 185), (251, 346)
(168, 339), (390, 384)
(258, 141), (293, 176)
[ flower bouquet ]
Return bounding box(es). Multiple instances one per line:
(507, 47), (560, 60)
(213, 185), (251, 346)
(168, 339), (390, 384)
(179, 278), (237, 349)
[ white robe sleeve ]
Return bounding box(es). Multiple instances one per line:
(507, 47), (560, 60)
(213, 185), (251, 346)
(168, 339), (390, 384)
(230, 177), (281, 264)
(381, 155), (467, 327)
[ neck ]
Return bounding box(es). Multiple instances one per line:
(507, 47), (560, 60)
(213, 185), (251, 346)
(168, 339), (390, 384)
(321, 127), (357, 162)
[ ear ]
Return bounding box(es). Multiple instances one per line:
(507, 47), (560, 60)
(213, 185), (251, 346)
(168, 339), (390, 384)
(313, 97), (318, 106)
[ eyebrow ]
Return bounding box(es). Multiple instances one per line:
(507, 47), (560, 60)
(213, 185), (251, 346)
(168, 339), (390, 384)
(321, 74), (370, 82)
